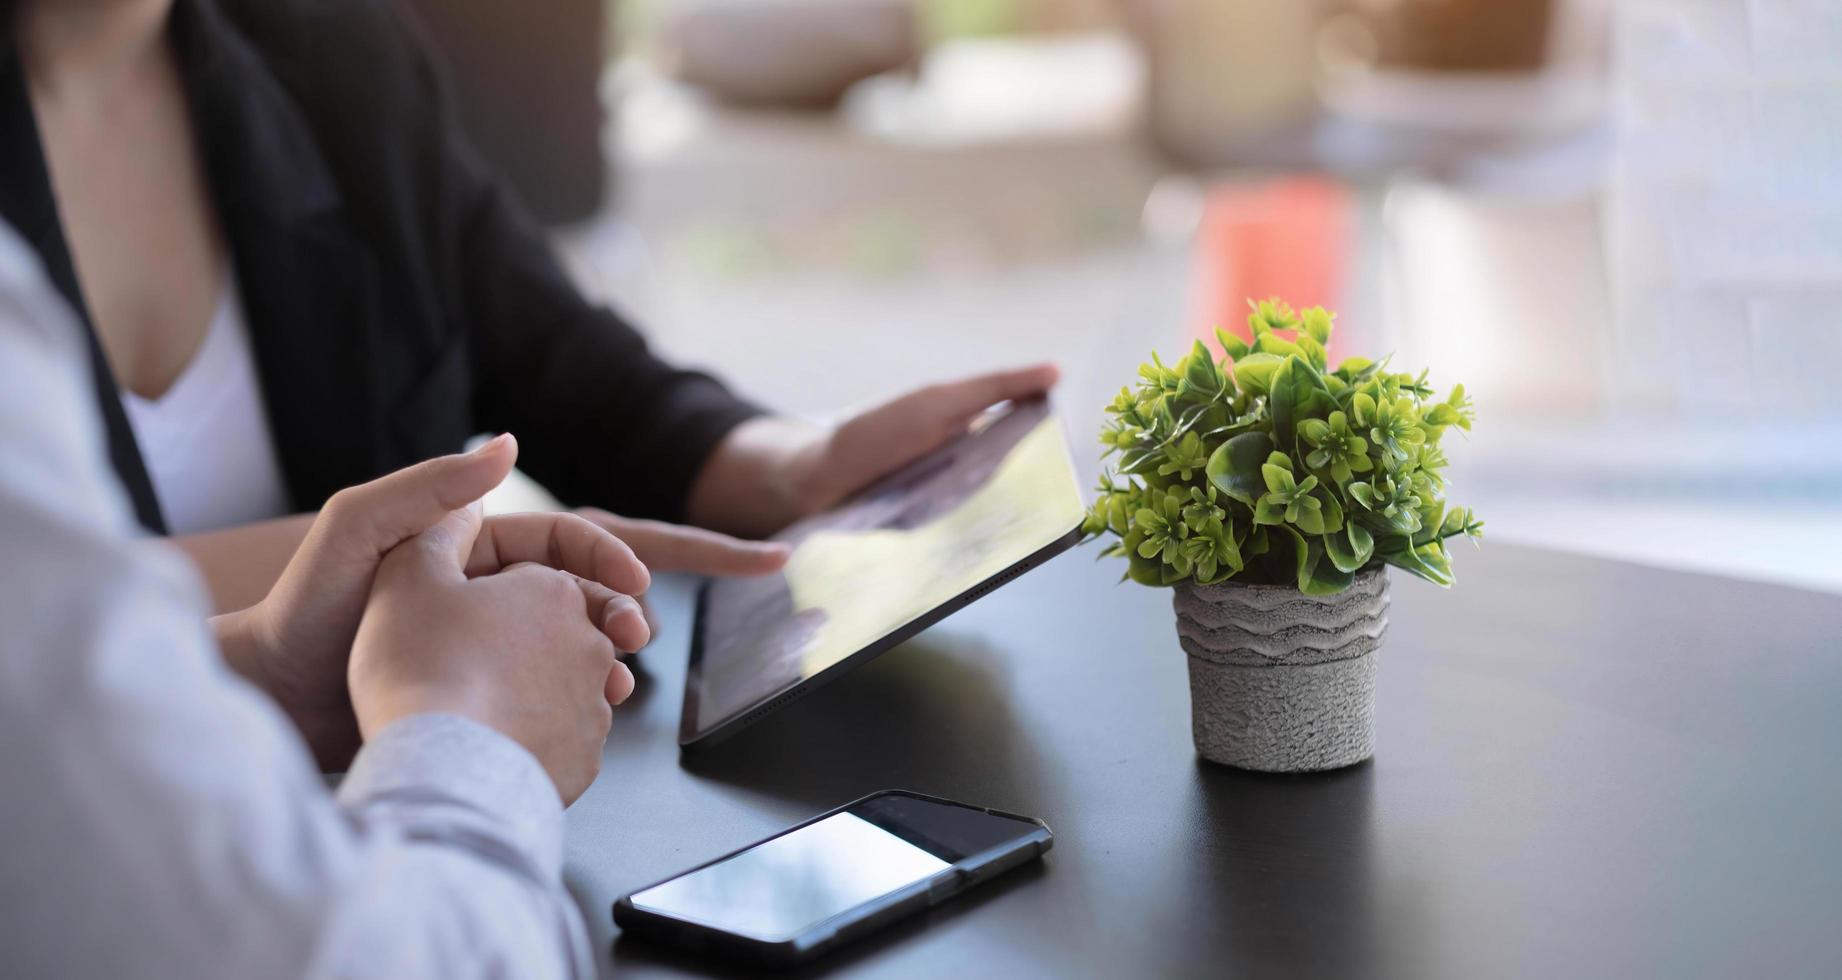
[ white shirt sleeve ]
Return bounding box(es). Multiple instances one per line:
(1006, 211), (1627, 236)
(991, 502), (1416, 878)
(0, 226), (592, 979)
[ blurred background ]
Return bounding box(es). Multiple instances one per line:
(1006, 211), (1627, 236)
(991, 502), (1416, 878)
(427, 0), (1842, 594)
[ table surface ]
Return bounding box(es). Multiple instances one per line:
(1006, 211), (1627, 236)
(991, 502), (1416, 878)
(563, 542), (1842, 980)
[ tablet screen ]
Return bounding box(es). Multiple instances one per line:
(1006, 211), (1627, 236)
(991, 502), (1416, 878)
(683, 399), (1085, 744)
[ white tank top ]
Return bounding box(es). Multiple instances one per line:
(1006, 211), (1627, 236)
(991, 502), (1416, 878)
(120, 274), (293, 535)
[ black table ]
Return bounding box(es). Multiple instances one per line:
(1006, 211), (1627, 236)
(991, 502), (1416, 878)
(564, 543), (1842, 979)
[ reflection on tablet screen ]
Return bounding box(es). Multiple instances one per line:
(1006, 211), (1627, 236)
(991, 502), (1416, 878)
(688, 400), (1085, 741)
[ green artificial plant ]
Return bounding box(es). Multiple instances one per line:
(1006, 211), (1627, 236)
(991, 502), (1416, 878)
(1085, 299), (1483, 594)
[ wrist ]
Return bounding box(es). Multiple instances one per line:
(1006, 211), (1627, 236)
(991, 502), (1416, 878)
(353, 673), (496, 745)
(218, 602), (361, 770)
(776, 422), (836, 522)
(211, 603), (279, 692)
(687, 416), (835, 536)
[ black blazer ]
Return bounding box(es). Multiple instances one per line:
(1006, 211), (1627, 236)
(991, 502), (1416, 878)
(0, 0), (760, 533)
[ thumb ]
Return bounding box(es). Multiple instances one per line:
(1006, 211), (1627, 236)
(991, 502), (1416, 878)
(377, 498), (486, 587)
(320, 434), (518, 562)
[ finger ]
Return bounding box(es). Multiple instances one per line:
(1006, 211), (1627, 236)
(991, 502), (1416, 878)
(873, 363), (1061, 432)
(605, 659), (636, 706)
(320, 434), (518, 562)
(466, 511), (651, 596)
(572, 579), (646, 706)
(816, 363), (1059, 507)
(375, 503), (485, 587)
(842, 362), (1060, 453)
(935, 363), (1062, 420)
(573, 578), (652, 654)
(578, 509), (789, 577)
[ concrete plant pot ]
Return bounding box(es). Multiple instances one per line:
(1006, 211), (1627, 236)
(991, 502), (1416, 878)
(1172, 566), (1389, 772)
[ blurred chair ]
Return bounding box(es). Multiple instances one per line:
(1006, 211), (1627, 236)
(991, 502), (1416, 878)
(660, 0), (916, 108)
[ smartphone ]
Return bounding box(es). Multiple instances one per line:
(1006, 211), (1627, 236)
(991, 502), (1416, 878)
(612, 790), (1053, 967)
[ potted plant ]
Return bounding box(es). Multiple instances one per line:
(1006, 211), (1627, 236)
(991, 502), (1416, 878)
(1084, 299), (1482, 772)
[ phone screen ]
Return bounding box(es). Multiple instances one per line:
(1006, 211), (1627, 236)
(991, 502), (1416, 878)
(625, 795), (1038, 943)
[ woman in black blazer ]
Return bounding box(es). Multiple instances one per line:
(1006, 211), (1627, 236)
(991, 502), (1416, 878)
(2, 0), (1054, 611)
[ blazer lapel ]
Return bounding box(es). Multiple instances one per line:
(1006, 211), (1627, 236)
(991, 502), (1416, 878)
(174, 0), (389, 511)
(0, 38), (169, 532)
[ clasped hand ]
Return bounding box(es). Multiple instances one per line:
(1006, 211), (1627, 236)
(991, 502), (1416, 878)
(215, 434), (646, 800)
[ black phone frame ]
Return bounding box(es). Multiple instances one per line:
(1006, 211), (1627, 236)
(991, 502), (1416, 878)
(611, 789), (1053, 968)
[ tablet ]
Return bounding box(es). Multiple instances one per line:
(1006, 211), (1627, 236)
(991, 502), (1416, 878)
(680, 398), (1086, 748)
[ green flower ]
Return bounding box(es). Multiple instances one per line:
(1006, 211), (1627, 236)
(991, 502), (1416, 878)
(1253, 452), (1331, 534)
(1181, 485), (1225, 532)
(1348, 474), (1422, 534)
(1083, 482), (1135, 539)
(1297, 410), (1372, 484)
(1133, 490), (1188, 566)
(1423, 383), (1475, 432)
(1249, 297), (1300, 333)
(1099, 416), (1141, 454)
(1354, 392), (1425, 461)
(1178, 514), (1243, 584)
(1157, 431), (1209, 481)
(1412, 442), (1449, 487)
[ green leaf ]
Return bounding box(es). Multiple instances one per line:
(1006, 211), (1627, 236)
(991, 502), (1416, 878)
(1232, 353), (1285, 397)
(1349, 522), (1373, 557)
(1205, 431), (1275, 505)
(1214, 326), (1250, 360)
(1269, 358), (1298, 451)
(1247, 525), (1271, 557)
(1277, 525), (1353, 594)
(1304, 556), (1363, 593)
(1126, 553), (1166, 586)
(1178, 340), (1224, 401)
(1314, 489), (1344, 534)
(1297, 334), (1329, 371)
(1383, 540), (1454, 587)
(1261, 461), (1295, 494)
(1334, 356), (1378, 384)
(1379, 505), (1422, 536)
(1323, 522), (1374, 573)
(1253, 332), (1304, 359)
(1287, 355), (1335, 414)
(1253, 495), (1287, 526)
(1413, 499), (1447, 547)
(1300, 306), (1334, 344)
(1351, 391), (1377, 425)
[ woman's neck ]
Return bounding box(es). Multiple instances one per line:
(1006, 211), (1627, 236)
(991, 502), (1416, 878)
(14, 0), (176, 100)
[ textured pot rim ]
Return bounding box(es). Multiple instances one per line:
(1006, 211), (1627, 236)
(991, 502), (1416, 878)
(1173, 564), (1390, 669)
(1175, 563), (1388, 597)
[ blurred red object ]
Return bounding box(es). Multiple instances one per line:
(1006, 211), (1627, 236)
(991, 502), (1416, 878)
(1191, 176), (1354, 363)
